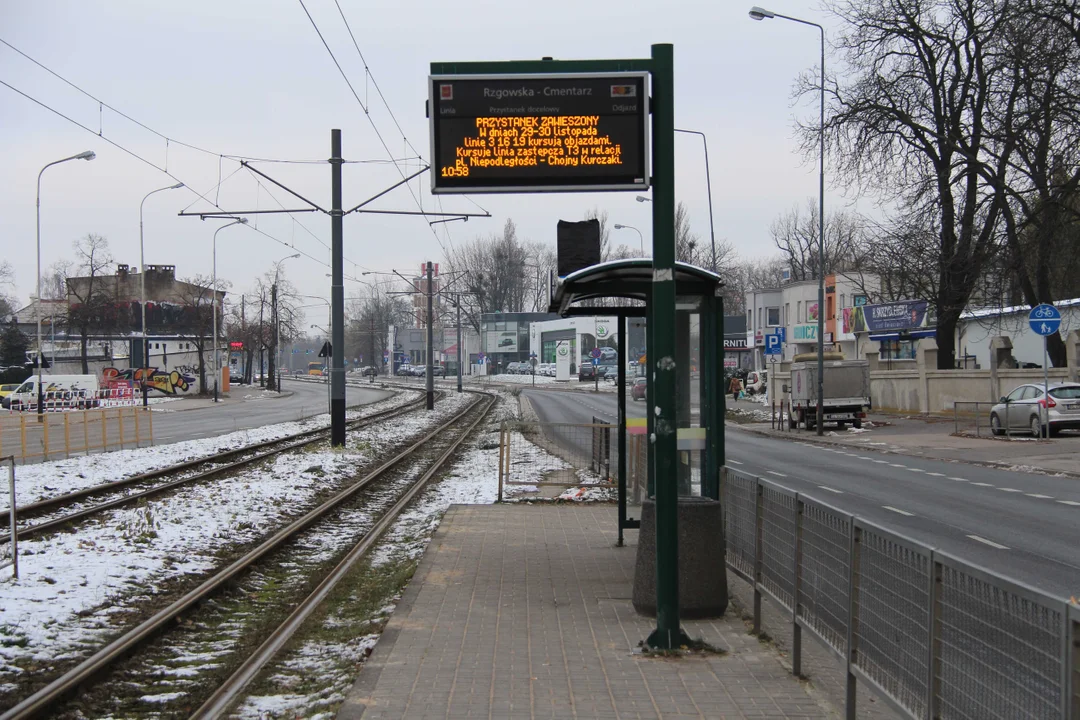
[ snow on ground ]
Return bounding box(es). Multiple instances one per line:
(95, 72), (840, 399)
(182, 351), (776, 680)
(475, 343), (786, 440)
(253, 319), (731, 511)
(479, 373), (620, 393)
(7, 390), (419, 509)
(233, 391), (614, 718)
(0, 390), (470, 680)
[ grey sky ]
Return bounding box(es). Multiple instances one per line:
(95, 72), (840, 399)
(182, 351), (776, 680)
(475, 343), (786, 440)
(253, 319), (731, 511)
(1, 0), (849, 329)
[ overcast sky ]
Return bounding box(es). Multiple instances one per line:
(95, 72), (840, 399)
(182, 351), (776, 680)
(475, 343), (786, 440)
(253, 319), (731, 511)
(1, 0), (852, 330)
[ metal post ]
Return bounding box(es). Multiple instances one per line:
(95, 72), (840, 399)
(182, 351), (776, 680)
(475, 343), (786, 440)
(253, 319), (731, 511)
(425, 261), (434, 410)
(845, 521), (861, 720)
(792, 497), (803, 677)
(6, 457), (16, 579)
(617, 313), (627, 547)
(1043, 337), (1049, 440)
(271, 282), (278, 392)
(456, 300), (463, 393)
(927, 552), (943, 718)
(330, 129), (346, 446)
(815, 24), (826, 436)
(646, 42), (689, 651)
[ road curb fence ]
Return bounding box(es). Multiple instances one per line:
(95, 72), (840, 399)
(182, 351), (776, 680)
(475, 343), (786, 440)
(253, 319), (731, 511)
(0, 456), (15, 579)
(0, 406), (153, 463)
(721, 465), (1079, 720)
(497, 420), (624, 501)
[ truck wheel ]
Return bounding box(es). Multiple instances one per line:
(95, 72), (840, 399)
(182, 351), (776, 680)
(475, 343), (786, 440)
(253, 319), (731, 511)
(836, 421), (846, 431)
(853, 419), (862, 430)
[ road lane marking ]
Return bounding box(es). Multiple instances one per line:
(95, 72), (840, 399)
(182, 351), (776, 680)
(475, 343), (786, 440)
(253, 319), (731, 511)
(967, 534), (1010, 550)
(1026, 494), (1054, 499)
(926, 472), (945, 477)
(907, 468), (925, 473)
(889, 463), (906, 468)
(949, 477), (968, 482)
(856, 456), (872, 460)
(727, 459), (744, 465)
(767, 471), (788, 477)
(818, 486), (843, 493)
(873, 460), (889, 464)
(1057, 500), (1080, 506)
(998, 488), (1022, 492)
(883, 506), (914, 516)
(971, 482), (994, 487)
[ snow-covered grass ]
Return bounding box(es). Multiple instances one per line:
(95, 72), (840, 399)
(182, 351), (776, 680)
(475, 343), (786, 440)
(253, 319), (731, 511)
(0, 389), (470, 689)
(8, 390), (418, 509)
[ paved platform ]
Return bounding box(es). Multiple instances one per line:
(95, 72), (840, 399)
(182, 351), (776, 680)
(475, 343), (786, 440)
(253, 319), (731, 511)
(338, 505), (835, 719)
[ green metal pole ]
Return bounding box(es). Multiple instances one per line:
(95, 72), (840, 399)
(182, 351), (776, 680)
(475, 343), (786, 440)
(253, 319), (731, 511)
(647, 42), (689, 650)
(716, 296), (726, 496)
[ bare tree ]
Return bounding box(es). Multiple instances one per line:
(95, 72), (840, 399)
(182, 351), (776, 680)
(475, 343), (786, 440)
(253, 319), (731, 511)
(814, 0), (1015, 368)
(0, 261), (15, 320)
(176, 274), (225, 394)
(443, 218), (534, 334)
(65, 234), (115, 373)
(346, 281), (411, 371)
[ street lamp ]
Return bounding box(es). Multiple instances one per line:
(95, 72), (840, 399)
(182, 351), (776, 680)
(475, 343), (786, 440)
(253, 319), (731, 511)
(273, 253), (301, 393)
(210, 217), (247, 403)
(750, 5), (827, 436)
(674, 129), (717, 271)
(613, 224), (644, 255)
(635, 195), (651, 203)
(139, 182), (184, 406)
(35, 150), (95, 420)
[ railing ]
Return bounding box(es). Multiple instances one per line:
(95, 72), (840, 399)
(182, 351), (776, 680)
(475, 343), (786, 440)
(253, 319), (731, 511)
(0, 456), (15, 578)
(497, 420), (617, 501)
(0, 406), (154, 463)
(953, 400), (1048, 440)
(721, 466), (1080, 720)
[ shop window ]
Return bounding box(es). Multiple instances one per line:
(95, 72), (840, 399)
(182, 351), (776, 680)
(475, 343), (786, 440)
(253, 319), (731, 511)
(766, 307), (780, 326)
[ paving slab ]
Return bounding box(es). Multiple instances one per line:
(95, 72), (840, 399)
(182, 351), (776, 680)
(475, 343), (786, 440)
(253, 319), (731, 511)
(338, 505), (837, 719)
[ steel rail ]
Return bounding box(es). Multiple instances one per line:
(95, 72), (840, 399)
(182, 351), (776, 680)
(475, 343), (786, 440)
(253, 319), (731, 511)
(0, 390), (488, 720)
(4, 397), (432, 543)
(190, 391), (495, 718)
(2, 392), (425, 523)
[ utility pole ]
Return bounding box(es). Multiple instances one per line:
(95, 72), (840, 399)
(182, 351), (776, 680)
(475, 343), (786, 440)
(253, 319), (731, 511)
(241, 295), (247, 384)
(258, 298), (265, 388)
(330, 129), (346, 446)
(270, 282), (278, 392)
(369, 314), (376, 384)
(426, 261), (434, 410)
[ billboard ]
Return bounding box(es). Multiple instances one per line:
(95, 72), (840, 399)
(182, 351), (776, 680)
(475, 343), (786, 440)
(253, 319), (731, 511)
(429, 72), (649, 193)
(486, 330), (518, 353)
(844, 300), (929, 333)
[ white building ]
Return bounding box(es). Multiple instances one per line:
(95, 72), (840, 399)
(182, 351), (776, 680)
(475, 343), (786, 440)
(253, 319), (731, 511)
(957, 298), (1080, 368)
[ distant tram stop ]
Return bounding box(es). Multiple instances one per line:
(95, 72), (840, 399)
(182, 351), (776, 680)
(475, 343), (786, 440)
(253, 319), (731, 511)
(430, 46), (728, 648)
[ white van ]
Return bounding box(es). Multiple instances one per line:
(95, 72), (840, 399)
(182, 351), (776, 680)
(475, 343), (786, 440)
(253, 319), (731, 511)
(7, 375), (100, 411)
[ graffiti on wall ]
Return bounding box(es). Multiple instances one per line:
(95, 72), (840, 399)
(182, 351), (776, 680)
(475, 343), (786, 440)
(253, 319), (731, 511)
(102, 366), (195, 395)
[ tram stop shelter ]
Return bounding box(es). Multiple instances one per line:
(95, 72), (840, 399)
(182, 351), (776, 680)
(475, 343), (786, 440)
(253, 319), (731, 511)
(548, 258), (729, 620)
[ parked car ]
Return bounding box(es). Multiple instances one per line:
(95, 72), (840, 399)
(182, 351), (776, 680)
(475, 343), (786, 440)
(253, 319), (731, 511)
(359, 366), (378, 376)
(598, 346), (617, 360)
(745, 370), (768, 395)
(431, 366), (445, 377)
(989, 382), (1080, 437)
(411, 366), (426, 376)
(579, 363), (596, 381)
(631, 377), (647, 401)
(0, 383), (20, 407)
(6, 374), (100, 411)
(396, 365), (413, 376)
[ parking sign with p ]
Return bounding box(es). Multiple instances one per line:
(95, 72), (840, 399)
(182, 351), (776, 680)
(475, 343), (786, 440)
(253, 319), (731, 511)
(765, 334), (782, 356)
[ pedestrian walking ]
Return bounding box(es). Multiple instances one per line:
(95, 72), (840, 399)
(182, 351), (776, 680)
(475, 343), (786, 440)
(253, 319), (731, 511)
(729, 376), (742, 403)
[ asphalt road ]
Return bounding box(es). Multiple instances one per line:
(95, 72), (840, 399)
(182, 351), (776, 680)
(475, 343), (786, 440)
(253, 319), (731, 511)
(151, 378), (392, 445)
(522, 387), (1080, 599)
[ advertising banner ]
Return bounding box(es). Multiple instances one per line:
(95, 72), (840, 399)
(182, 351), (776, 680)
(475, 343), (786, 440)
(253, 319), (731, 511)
(845, 300), (929, 333)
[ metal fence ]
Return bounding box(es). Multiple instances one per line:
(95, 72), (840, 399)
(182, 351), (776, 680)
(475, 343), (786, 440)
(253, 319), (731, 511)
(721, 466), (1080, 720)
(497, 420), (617, 501)
(0, 406), (154, 463)
(0, 456), (15, 578)
(952, 400), (1051, 441)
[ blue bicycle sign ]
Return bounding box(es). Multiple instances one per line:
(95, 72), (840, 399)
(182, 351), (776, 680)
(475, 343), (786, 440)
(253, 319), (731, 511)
(1028, 304), (1061, 336)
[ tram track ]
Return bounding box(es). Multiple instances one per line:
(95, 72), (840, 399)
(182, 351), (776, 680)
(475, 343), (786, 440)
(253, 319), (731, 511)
(0, 390), (494, 719)
(1, 391), (434, 543)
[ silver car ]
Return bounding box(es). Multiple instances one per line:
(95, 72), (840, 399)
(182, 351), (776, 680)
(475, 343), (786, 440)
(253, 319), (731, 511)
(989, 382), (1080, 437)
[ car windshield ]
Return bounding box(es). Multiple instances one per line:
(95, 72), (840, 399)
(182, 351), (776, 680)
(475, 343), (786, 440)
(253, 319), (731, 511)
(634, 378), (646, 385)
(1049, 386), (1080, 399)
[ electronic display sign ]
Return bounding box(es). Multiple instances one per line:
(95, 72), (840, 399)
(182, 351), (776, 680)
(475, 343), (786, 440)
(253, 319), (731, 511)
(429, 72), (649, 194)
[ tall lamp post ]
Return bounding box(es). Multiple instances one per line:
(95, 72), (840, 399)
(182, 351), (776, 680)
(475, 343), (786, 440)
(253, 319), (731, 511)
(210, 217), (247, 403)
(674, 129), (717, 271)
(36, 150), (95, 420)
(750, 5), (827, 435)
(272, 253), (301, 393)
(613, 224), (644, 255)
(139, 182), (184, 406)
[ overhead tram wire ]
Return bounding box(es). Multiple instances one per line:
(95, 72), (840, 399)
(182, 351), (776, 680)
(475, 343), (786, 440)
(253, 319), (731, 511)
(0, 79), (346, 277)
(0, 35), (420, 255)
(297, 0), (488, 259)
